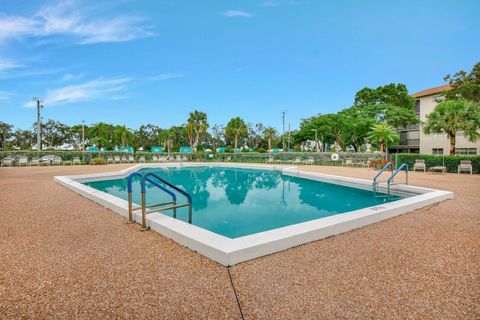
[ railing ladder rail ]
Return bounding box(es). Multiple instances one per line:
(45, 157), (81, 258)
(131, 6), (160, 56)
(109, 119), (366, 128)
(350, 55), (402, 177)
(127, 171), (193, 231)
(387, 163), (408, 194)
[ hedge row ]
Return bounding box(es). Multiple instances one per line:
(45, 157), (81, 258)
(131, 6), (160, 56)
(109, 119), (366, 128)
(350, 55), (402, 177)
(393, 153), (480, 174)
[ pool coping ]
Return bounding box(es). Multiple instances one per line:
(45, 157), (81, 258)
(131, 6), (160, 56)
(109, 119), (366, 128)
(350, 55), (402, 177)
(54, 163), (454, 266)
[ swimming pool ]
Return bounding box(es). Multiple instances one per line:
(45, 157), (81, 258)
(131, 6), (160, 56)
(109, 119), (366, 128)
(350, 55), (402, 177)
(55, 163), (453, 265)
(84, 166), (405, 238)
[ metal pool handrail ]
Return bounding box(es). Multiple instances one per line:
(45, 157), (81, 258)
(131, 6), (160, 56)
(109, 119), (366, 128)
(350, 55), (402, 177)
(387, 163), (409, 193)
(126, 171), (193, 231)
(127, 171), (177, 225)
(141, 172), (193, 229)
(372, 162), (395, 190)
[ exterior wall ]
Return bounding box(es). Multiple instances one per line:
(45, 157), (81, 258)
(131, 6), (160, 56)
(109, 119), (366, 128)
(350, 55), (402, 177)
(418, 94), (480, 155)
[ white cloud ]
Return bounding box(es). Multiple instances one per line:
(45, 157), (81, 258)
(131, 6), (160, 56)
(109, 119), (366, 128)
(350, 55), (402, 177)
(0, 1), (154, 45)
(0, 59), (23, 72)
(0, 91), (12, 102)
(149, 73), (185, 81)
(23, 77), (131, 107)
(61, 73), (83, 81)
(223, 10), (253, 18)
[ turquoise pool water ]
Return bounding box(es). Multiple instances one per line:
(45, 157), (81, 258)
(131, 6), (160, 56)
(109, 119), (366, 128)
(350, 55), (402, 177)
(84, 166), (406, 238)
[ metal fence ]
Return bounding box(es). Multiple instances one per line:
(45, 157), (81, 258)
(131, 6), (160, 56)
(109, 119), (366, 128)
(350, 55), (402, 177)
(0, 150), (385, 167)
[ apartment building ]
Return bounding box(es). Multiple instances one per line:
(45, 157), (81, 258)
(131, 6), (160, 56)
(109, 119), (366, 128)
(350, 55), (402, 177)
(389, 84), (479, 155)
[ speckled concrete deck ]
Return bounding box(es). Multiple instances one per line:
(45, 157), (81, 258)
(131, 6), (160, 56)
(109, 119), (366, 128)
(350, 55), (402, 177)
(1, 164), (479, 319)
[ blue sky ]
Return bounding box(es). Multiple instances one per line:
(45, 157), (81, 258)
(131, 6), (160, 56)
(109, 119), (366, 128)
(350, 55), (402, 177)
(1, 0), (479, 130)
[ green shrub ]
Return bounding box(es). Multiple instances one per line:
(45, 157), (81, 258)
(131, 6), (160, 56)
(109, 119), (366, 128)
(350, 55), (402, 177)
(394, 153), (480, 173)
(90, 157), (106, 165)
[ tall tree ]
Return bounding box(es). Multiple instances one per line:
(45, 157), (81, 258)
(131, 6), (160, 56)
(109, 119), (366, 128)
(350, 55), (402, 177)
(263, 127), (277, 150)
(354, 83), (418, 127)
(12, 129), (34, 149)
(423, 99), (480, 155)
(114, 125), (134, 147)
(88, 122), (115, 148)
(225, 117), (248, 149)
(443, 62), (480, 103)
(367, 123), (399, 153)
(187, 110), (209, 148)
(0, 122), (13, 150)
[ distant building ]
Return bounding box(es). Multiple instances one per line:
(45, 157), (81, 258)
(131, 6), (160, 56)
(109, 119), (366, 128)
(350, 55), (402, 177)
(389, 84), (479, 155)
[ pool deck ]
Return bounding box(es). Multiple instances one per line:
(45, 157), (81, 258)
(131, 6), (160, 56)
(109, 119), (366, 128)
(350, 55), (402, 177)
(1, 164), (479, 319)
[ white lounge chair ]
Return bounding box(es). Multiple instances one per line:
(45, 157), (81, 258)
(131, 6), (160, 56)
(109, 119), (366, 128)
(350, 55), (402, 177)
(52, 157), (62, 165)
(343, 159), (354, 167)
(182, 156), (188, 162)
(266, 157), (274, 164)
(1, 158), (13, 167)
(413, 159), (426, 172)
(73, 157), (81, 165)
(30, 158), (40, 166)
(128, 155), (135, 163)
(306, 157), (315, 165)
(139, 156), (145, 163)
(114, 155), (121, 163)
(121, 155), (128, 163)
(107, 156), (113, 164)
(458, 160), (472, 175)
(18, 156), (28, 166)
(151, 155), (158, 162)
(175, 155), (182, 162)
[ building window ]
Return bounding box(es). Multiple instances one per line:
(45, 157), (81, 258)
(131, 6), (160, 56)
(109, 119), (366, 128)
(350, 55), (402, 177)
(415, 100), (420, 114)
(432, 148), (443, 155)
(455, 148), (477, 155)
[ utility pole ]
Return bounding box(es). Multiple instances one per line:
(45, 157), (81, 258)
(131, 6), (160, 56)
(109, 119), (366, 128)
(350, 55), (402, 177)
(281, 111), (286, 151)
(81, 120), (85, 150)
(33, 97), (43, 152)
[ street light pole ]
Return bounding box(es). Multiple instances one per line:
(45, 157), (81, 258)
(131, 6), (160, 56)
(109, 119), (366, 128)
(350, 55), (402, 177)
(33, 97), (43, 153)
(281, 111), (286, 151)
(81, 120), (85, 150)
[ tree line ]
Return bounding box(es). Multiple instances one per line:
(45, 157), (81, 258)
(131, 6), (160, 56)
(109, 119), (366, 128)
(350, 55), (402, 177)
(1, 63), (479, 154)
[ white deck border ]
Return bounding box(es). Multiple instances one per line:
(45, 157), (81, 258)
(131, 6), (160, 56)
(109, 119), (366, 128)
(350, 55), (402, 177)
(54, 163), (453, 266)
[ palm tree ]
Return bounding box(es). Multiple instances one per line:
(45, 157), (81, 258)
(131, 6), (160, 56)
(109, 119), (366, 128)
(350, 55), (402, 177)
(187, 110), (209, 148)
(423, 99), (480, 155)
(0, 122), (13, 150)
(263, 127), (277, 150)
(225, 117), (248, 149)
(367, 123), (399, 153)
(114, 125), (134, 147)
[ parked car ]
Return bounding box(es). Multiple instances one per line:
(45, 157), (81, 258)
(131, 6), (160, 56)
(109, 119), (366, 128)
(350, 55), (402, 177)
(40, 155), (58, 165)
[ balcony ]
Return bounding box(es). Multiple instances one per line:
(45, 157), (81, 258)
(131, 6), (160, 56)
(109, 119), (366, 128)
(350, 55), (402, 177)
(397, 139), (420, 147)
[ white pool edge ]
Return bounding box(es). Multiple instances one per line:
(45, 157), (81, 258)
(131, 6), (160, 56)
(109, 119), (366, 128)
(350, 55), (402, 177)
(54, 163), (454, 266)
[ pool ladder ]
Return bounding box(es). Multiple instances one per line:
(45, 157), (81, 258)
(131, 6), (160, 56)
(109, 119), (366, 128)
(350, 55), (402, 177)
(373, 162), (408, 194)
(127, 172), (193, 231)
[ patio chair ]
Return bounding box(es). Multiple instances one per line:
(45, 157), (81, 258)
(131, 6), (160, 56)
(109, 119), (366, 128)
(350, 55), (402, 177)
(413, 159), (426, 172)
(181, 156), (188, 162)
(107, 156), (113, 164)
(52, 157), (62, 166)
(1, 158), (13, 167)
(18, 156), (28, 166)
(139, 156), (145, 163)
(306, 157), (315, 165)
(121, 155), (128, 163)
(30, 158), (40, 166)
(73, 157), (81, 165)
(343, 159), (354, 167)
(225, 156), (232, 162)
(458, 160), (472, 175)
(151, 155), (158, 162)
(175, 155), (182, 162)
(128, 155), (135, 163)
(266, 157), (274, 164)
